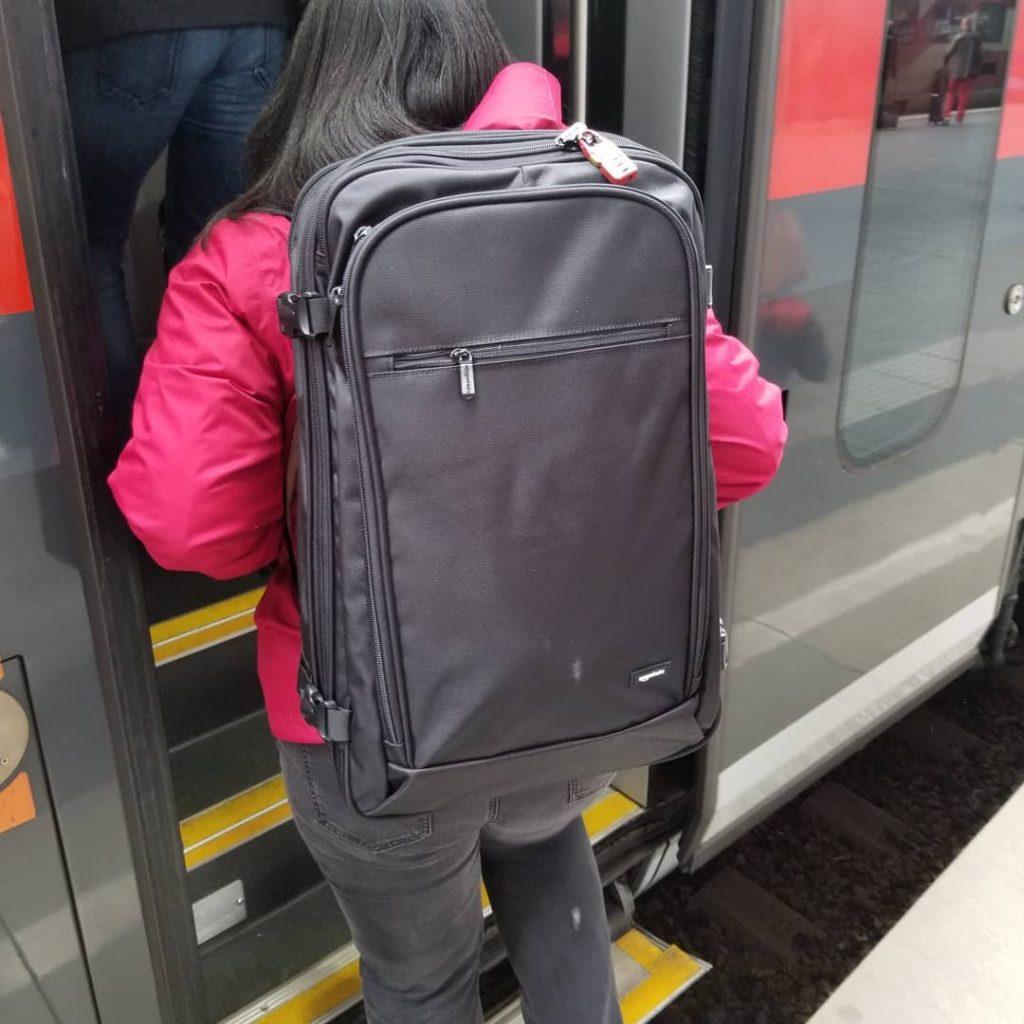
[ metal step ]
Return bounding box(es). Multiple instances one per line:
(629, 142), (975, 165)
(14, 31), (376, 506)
(171, 709), (279, 820)
(182, 782), (643, 922)
(158, 632), (263, 747)
(489, 928), (707, 1024)
(201, 882), (353, 1024)
(152, 588), (664, 1023)
(139, 556), (264, 624)
(152, 587), (266, 746)
(188, 819), (322, 931)
(216, 926), (706, 1024)
(207, 787), (645, 1023)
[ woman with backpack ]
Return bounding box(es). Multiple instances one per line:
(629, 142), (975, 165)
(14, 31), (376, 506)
(109, 1), (787, 1021)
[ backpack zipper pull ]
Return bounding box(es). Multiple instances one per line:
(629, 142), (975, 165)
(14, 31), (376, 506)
(451, 348), (476, 399)
(555, 122), (638, 184)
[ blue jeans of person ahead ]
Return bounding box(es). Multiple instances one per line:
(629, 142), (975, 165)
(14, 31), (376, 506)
(279, 741), (624, 1024)
(64, 27), (288, 425)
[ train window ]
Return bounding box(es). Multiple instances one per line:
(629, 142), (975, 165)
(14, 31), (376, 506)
(837, 1), (1016, 467)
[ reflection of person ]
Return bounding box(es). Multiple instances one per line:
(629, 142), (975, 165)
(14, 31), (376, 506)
(943, 16), (982, 125)
(56, 2), (296, 426)
(756, 208), (830, 385)
(108, 2), (787, 1020)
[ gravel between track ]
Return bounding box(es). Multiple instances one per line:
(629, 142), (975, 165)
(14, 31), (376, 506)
(639, 652), (1024, 1023)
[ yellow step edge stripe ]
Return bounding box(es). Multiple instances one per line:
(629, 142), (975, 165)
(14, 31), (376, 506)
(181, 776), (291, 871)
(616, 927), (666, 971)
(264, 959), (362, 1024)
(183, 778), (642, 873)
(219, 945), (363, 1024)
(150, 587), (265, 666)
(258, 958), (362, 1024)
(617, 931), (707, 1024)
(582, 788), (643, 843)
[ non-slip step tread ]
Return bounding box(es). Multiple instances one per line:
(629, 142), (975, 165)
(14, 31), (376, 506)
(615, 929), (708, 1024)
(140, 558), (264, 624)
(171, 710), (279, 822)
(152, 586), (266, 747)
(475, 928), (706, 1024)
(188, 819), (323, 926)
(202, 882), (352, 1024)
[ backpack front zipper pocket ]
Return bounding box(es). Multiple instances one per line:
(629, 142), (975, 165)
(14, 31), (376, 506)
(374, 322), (679, 399)
(324, 183), (711, 768)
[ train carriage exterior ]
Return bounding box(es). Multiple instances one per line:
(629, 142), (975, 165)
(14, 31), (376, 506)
(1, 1), (1023, 1021)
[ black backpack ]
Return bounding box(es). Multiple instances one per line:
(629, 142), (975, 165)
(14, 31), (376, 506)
(278, 124), (721, 815)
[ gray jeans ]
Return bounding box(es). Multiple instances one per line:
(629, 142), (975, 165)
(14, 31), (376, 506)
(279, 742), (623, 1024)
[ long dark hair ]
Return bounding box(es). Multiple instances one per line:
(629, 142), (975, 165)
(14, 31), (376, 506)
(222, 0), (512, 220)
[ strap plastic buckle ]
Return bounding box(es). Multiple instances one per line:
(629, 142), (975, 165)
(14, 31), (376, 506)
(299, 681), (351, 743)
(277, 291), (334, 339)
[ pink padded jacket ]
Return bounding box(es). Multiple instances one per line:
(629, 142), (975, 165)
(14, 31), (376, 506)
(110, 63), (787, 743)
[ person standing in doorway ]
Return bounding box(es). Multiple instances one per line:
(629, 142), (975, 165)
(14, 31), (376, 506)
(108, 2), (787, 1019)
(943, 15), (983, 125)
(56, 2), (299, 426)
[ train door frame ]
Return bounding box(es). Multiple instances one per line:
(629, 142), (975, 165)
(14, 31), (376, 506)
(670, 0), (786, 872)
(0, 3), (203, 1022)
(665, 0), (778, 873)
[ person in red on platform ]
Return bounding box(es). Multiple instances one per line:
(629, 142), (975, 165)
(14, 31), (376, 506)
(943, 15), (983, 125)
(111, 2), (786, 1021)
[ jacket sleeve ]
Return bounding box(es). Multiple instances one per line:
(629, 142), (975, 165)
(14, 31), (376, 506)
(109, 222), (288, 579)
(705, 309), (787, 508)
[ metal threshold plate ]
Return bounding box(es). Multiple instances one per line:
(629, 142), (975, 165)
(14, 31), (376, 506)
(487, 927), (709, 1024)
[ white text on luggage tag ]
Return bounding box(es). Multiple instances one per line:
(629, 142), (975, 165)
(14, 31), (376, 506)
(556, 122), (639, 185)
(577, 133), (638, 185)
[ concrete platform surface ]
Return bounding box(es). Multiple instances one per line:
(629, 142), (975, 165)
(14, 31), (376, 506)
(808, 782), (1024, 1024)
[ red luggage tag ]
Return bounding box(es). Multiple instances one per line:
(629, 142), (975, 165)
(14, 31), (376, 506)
(577, 131), (638, 185)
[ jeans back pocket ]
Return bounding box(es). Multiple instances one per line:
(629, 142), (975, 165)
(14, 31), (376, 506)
(99, 32), (183, 107)
(280, 742), (432, 855)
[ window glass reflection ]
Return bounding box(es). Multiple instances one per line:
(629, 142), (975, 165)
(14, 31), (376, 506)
(838, 1), (1016, 466)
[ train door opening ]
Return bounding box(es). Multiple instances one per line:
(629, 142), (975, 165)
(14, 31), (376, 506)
(1, 3), (721, 1023)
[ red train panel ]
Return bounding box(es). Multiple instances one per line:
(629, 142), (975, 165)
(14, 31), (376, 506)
(768, 0), (889, 200)
(0, 119), (32, 316)
(997, 6), (1024, 158)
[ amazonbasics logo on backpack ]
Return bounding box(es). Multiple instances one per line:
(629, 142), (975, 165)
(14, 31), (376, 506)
(278, 124), (721, 816)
